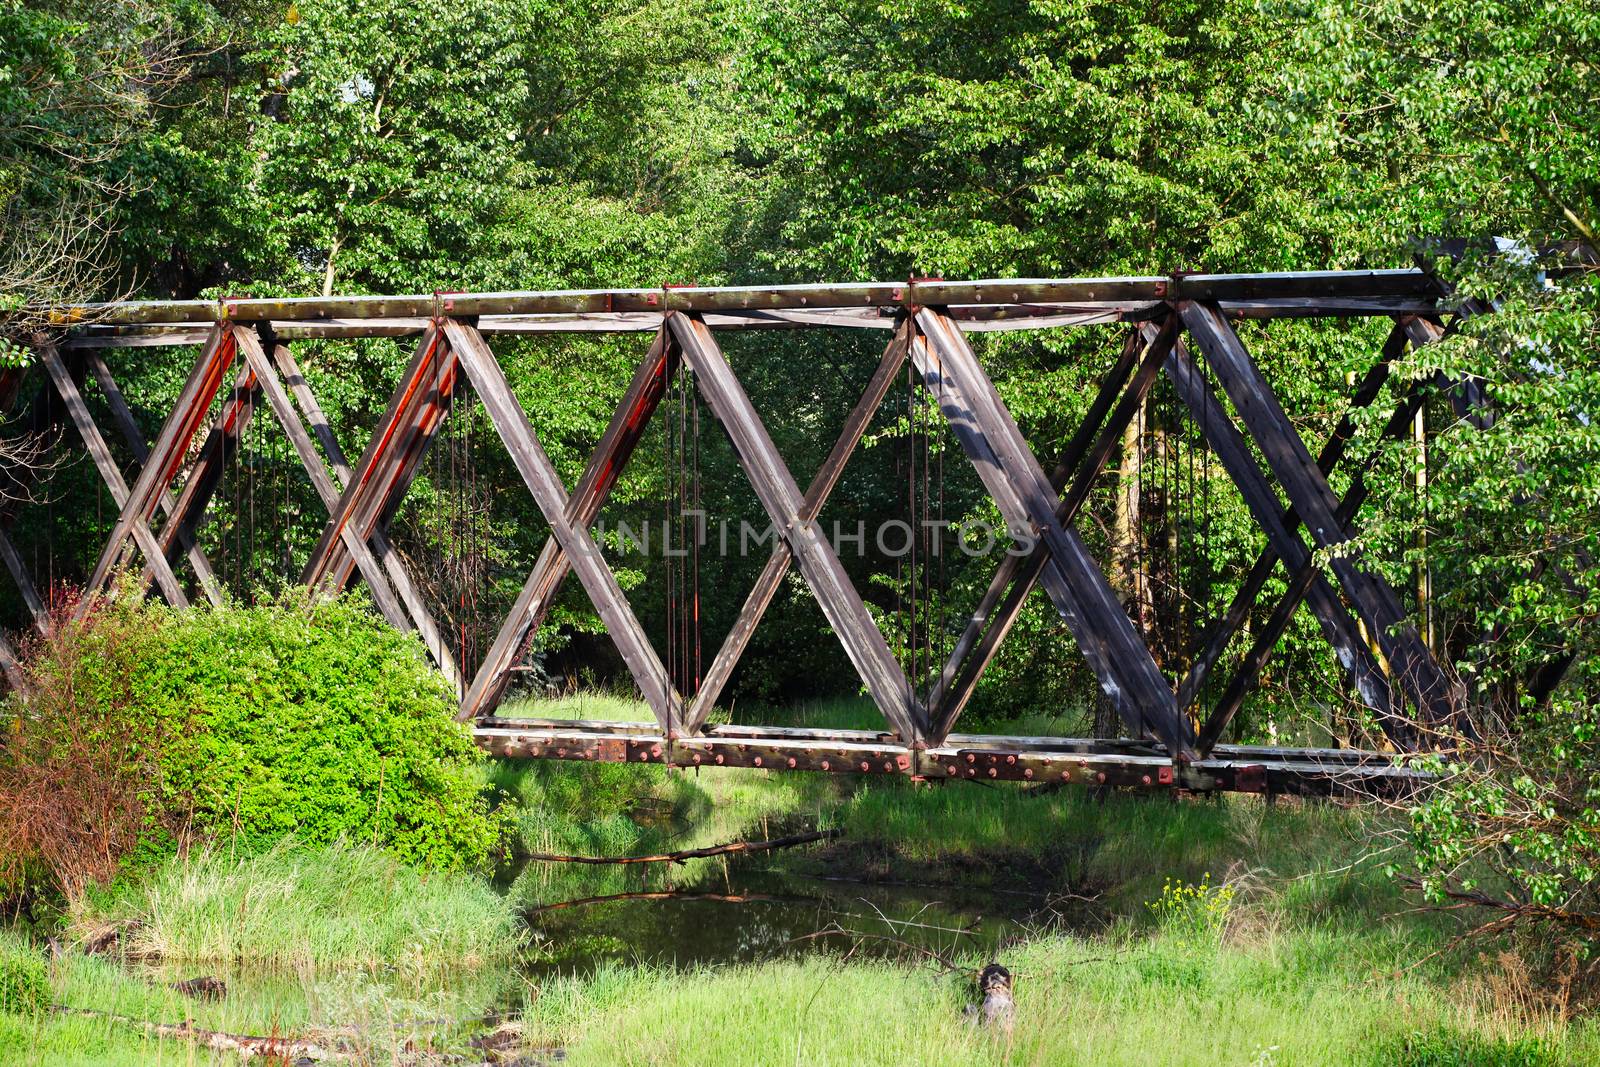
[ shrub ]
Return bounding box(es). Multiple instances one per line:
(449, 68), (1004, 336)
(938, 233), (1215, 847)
(0, 592), (173, 901)
(0, 935), (47, 1016)
(1402, 684), (1600, 947)
(1373, 1029), (1561, 1067)
(1, 590), (506, 901)
(138, 592), (504, 870)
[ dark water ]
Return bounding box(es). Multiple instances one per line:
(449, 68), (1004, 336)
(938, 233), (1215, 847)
(518, 860), (1061, 976)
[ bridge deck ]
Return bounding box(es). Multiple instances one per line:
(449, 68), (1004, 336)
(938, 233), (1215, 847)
(474, 718), (1433, 797)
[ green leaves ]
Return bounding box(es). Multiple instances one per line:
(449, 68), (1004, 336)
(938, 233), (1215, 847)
(4, 591), (507, 876)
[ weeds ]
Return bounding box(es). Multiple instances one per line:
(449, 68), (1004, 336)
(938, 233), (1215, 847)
(1145, 873), (1235, 943)
(0, 932), (46, 1015)
(70, 841), (523, 970)
(0, 591), (172, 903)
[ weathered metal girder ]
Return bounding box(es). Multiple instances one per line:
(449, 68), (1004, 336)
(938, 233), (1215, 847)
(34, 270), (1442, 333)
(472, 719), (1431, 797)
(57, 297), (1445, 347)
(2, 271), (1482, 794)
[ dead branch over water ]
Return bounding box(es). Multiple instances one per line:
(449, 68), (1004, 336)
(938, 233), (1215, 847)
(523, 828), (841, 866)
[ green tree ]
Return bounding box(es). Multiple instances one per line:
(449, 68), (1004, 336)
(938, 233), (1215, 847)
(0, 1), (196, 336)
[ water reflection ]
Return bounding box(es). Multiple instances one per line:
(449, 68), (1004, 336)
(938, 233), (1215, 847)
(517, 858), (1049, 976)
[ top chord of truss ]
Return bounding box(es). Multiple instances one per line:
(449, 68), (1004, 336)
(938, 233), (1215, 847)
(32, 270), (1447, 347)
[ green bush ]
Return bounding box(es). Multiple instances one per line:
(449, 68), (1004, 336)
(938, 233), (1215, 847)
(0, 935), (47, 1016)
(138, 593), (504, 869)
(2, 591), (506, 893)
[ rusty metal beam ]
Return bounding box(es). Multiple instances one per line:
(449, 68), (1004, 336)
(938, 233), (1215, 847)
(249, 332), (463, 692)
(472, 721), (1431, 797)
(0, 528), (46, 634)
(1178, 302), (1466, 740)
(458, 328), (679, 722)
(230, 331), (405, 622)
(912, 308), (1196, 759)
(1158, 330), (1404, 746)
(1197, 386), (1429, 751)
(0, 628), (23, 691)
(683, 319), (914, 734)
(81, 326), (237, 609)
(149, 361), (259, 574)
(30, 270), (1443, 329)
(441, 319), (682, 734)
(666, 312), (925, 744)
(300, 327), (466, 686)
(0, 373), (57, 630)
(39, 346), (225, 607)
(1175, 321), (1413, 720)
(927, 319), (1177, 743)
(302, 327), (452, 594)
(83, 353), (224, 605)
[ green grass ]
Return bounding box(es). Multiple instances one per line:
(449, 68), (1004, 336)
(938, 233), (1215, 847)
(0, 944), (515, 1066)
(485, 696), (1600, 1062)
(10, 691), (1594, 1064)
(10, 843), (525, 1062)
(521, 932), (1596, 1067)
(497, 692), (658, 722)
(822, 767), (1406, 917)
(70, 841), (523, 970)
(0, 932), (47, 1017)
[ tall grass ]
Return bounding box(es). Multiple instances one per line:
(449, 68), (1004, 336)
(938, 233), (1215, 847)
(496, 692), (657, 722)
(831, 781), (1411, 913)
(71, 841), (523, 970)
(0, 944), (517, 1066)
(522, 932), (1597, 1067)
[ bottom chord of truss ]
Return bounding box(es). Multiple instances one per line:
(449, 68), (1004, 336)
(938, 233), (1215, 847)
(473, 718), (1433, 796)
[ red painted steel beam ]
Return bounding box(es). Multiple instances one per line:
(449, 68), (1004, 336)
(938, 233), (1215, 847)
(81, 326), (238, 610)
(302, 327), (450, 594)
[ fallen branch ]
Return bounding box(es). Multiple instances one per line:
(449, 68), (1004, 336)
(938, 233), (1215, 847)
(524, 828), (841, 866)
(53, 1005), (355, 1061)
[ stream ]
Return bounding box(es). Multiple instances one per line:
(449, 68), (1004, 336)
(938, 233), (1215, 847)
(518, 861), (1056, 976)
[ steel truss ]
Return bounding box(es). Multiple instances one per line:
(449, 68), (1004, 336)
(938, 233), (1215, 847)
(5, 270), (1479, 795)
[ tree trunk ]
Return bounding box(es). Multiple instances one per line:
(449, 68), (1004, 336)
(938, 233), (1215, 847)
(1098, 397), (1148, 739)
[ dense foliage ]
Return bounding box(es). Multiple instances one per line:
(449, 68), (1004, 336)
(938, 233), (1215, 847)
(0, 593), (503, 899)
